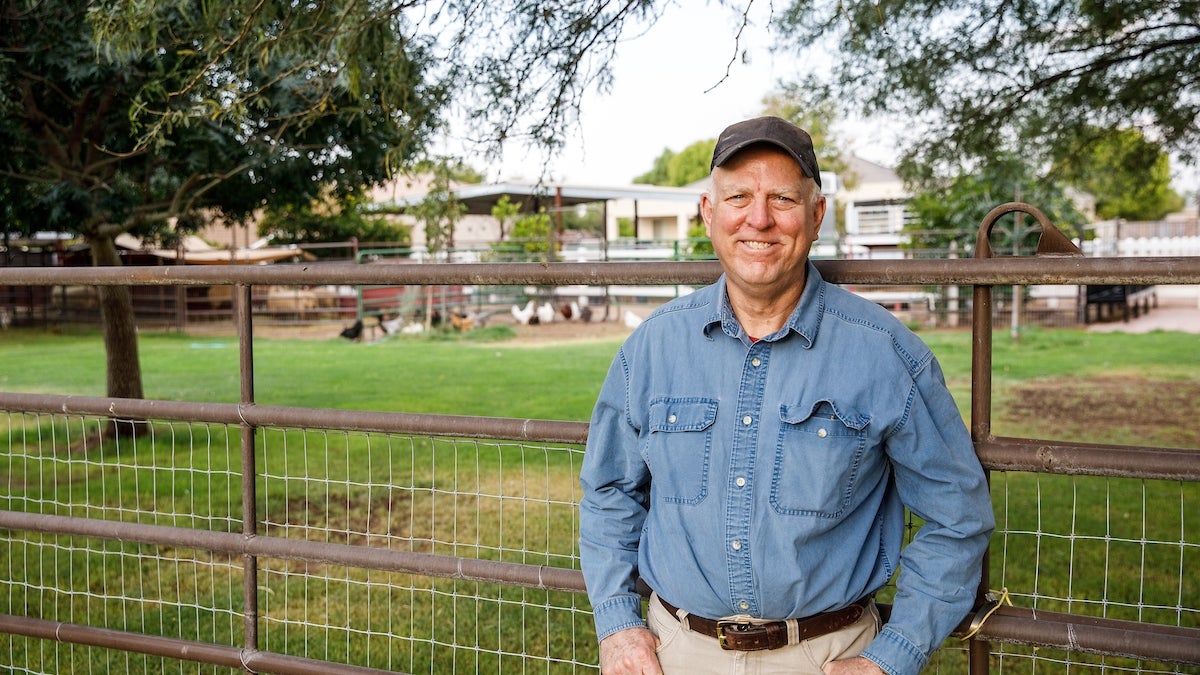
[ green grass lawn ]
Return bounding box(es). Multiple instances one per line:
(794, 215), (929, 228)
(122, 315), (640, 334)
(0, 325), (619, 419)
(4, 324), (1197, 421)
(1, 324), (1197, 673)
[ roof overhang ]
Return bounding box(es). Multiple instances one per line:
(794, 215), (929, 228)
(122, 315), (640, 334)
(114, 233), (306, 265)
(375, 182), (705, 216)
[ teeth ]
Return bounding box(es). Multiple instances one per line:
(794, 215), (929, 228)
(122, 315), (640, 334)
(744, 241), (771, 249)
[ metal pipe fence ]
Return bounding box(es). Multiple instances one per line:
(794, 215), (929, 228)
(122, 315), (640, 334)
(2, 214), (1198, 673)
(3, 256), (1200, 287)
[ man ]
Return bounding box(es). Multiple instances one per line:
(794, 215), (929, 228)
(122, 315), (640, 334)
(579, 116), (995, 675)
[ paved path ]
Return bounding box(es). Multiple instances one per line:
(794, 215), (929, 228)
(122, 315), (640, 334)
(1086, 296), (1200, 334)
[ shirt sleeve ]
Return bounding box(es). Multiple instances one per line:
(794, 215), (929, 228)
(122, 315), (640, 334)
(861, 357), (996, 675)
(579, 348), (653, 641)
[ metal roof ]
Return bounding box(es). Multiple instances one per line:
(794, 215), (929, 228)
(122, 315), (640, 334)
(375, 181), (705, 215)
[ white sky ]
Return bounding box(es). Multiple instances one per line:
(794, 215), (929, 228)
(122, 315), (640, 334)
(471, 3), (1196, 197)
(489, 2), (901, 186)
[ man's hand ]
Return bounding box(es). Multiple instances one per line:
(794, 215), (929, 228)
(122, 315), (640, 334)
(824, 655), (885, 675)
(599, 626), (662, 675)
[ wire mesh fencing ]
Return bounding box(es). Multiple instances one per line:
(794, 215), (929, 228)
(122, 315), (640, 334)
(1, 412), (597, 673)
(3, 408), (1197, 673)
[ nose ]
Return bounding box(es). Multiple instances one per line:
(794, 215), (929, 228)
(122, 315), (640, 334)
(743, 197), (772, 230)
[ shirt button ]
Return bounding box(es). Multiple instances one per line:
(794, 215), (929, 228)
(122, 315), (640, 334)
(742, 415), (752, 426)
(731, 540), (742, 551)
(735, 477), (746, 487)
(818, 428), (828, 438)
(739, 600), (750, 610)
(668, 414), (677, 424)
(751, 357), (761, 367)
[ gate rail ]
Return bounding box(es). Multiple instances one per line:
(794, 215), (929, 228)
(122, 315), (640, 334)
(3, 256), (1198, 287)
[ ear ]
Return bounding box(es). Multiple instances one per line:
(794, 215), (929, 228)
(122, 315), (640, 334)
(700, 192), (714, 237)
(811, 194), (827, 238)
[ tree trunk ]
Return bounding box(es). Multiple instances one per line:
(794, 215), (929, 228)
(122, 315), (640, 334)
(89, 233), (145, 400)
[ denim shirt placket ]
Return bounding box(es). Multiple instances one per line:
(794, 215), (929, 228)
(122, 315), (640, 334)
(725, 337), (771, 615)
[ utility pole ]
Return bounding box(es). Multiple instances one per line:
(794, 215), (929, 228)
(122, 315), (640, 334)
(1010, 192), (1024, 341)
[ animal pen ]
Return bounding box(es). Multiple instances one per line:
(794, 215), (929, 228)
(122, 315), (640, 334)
(1, 204), (1198, 674)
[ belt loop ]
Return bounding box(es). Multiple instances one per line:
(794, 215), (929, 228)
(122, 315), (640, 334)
(786, 618), (800, 644)
(656, 592), (692, 631)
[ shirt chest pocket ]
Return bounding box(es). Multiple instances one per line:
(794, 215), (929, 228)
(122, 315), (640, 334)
(644, 398), (718, 505)
(771, 400), (869, 518)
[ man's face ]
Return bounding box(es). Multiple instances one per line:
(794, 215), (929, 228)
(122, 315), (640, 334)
(701, 145), (826, 302)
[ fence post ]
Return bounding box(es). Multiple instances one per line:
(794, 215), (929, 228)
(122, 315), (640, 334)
(970, 203), (1085, 673)
(236, 283), (261, 665)
(970, 229), (995, 675)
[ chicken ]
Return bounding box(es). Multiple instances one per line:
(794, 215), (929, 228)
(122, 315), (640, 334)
(623, 310), (643, 329)
(450, 310), (474, 332)
(379, 314), (404, 335)
(339, 319), (364, 341)
(511, 300), (536, 325)
(470, 309), (494, 328)
(451, 307), (495, 332)
(536, 301), (556, 325)
(559, 300), (582, 321)
(575, 296), (594, 322)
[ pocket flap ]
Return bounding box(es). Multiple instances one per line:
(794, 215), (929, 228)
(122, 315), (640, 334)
(779, 399), (869, 431)
(649, 398), (718, 432)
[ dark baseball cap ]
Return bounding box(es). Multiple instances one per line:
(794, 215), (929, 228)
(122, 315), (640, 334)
(710, 116), (822, 188)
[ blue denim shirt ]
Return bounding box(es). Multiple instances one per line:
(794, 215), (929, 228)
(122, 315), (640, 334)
(579, 264), (994, 675)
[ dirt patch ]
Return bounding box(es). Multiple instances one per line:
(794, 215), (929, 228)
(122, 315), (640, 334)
(504, 317), (634, 346)
(195, 314), (639, 345)
(999, 376), (1200, 448)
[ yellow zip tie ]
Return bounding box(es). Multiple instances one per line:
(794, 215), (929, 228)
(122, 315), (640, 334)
(961, 588), (1011, 640)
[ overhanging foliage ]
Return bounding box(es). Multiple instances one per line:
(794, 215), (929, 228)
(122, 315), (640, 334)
(776, 0), (1200, 184)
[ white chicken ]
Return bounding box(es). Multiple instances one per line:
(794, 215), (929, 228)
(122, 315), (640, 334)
(536, 301), (556, 325)
(623, 310), (644, 329)
(379, 315), (404, 335)
(511, 300), (536, 325)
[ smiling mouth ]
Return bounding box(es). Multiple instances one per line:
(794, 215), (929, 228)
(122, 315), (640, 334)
(742, 241), (773, 250)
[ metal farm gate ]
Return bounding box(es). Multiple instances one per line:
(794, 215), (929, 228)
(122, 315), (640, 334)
(1, 204), (1198, 673)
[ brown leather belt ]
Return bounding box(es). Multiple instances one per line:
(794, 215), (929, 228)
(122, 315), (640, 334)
(657, 595), (870, 652)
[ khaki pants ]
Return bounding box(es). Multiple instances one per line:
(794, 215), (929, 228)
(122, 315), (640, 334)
(646, 593), (881, 675)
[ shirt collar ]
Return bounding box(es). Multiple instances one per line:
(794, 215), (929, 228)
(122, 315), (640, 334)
(703, 262), (825, 348)
(789, 262), (825, 348)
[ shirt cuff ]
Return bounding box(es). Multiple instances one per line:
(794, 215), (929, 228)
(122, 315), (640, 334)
(860, 626), (929, 675)
(591, 594), (646, 642)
